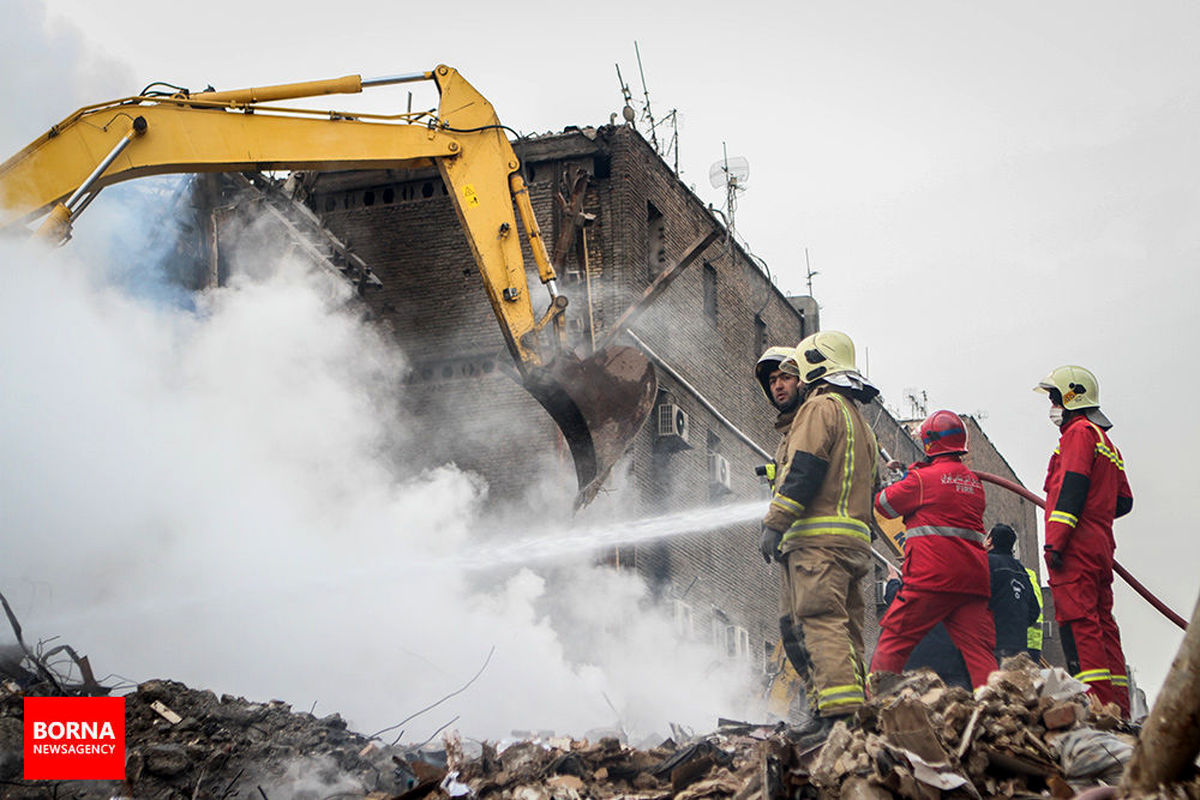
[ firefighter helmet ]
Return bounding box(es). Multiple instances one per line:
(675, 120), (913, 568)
(755, 346), (797, 401)
(1035, 365), (1112, 428)
(918, 409), (969, 457)
(793, 330), (858, 384)
(1034, 365), (1100, 410)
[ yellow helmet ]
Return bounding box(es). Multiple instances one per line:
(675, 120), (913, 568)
(794, 330), (858, 384)
(755, 346), (797, 401)
(1034, 365), (1100, 411)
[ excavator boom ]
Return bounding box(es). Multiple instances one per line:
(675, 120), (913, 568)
(0, 66), (655, 505)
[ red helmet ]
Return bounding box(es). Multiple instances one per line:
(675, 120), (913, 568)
(918, 410), (968, 457)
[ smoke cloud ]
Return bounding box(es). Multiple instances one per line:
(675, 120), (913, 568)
(0, 0), (131, 154)
(0, 183), (757, 743)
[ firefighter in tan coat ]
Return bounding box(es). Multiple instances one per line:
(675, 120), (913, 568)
(759, 330), (880, 741)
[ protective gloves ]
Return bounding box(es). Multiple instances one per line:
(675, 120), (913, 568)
(1044, 548), (1064, 572)
(760, 525), (784, 564)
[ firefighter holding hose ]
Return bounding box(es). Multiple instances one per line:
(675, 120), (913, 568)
(759, 331), (880, 742)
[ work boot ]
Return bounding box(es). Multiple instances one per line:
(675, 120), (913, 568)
(789, 713), (853, 750)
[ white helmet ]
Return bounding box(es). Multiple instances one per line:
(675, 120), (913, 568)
(794, 330), (879, 402)
(1035, 365), (1111, 428)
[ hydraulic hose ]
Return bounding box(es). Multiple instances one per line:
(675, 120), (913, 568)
(976, 471), (1188, 631)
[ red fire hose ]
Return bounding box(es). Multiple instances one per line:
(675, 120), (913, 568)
(976, 471), (1188, 631)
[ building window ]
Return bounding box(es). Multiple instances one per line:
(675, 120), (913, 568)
(711, 612), (750, 661)
(673, 599), (694, 639)
(646, 202), (666, 276)
(754, 314), (768, 355)
(703, 263), (718, 322)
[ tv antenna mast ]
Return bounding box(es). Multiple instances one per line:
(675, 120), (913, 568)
(615, 63), (636, 127)
(903, 388), (928, 420)
(804, 248), (819, 296)
(614, 43), (680, 173)
(709, 143), (749, 249)
(634, 41), (658, 152)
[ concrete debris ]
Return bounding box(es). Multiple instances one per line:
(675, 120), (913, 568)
(2, 655), (1199, 799)
(1, 679), (417, 799)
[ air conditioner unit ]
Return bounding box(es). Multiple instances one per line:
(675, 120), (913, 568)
(656, 403), (690, 445)
(708, 452), (732, 492)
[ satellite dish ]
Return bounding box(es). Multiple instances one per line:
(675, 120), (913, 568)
(709, 156), (750, 190)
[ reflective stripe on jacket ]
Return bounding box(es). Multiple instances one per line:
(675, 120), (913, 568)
(1026, 567), (1044, 650)
(763, 386), (878, 551)
(768, 407), (798, 493)
(874, 456), (988, 595)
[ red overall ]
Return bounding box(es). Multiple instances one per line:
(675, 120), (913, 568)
(1044, 415), (1133, 715)
(870, 456), (997, 688)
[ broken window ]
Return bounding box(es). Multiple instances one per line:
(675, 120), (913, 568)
(711, 612), (727, 650)
(711, 612), (751, 661)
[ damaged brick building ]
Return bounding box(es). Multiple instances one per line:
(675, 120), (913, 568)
(189, 122), (1049, 680)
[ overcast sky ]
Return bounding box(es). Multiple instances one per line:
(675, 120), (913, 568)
(5, 0), (1198, 707)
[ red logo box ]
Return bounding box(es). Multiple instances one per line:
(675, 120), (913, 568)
(24, 697), (125, 780)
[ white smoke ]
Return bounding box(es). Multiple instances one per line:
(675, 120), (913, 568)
(0, 190), (756, 742)
(0, 0), (132, 154)
(0, 1), (757, 743)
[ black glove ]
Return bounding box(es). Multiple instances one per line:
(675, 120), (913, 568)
(760, 525), (783, 564)
(1045, 548), (1064, 572)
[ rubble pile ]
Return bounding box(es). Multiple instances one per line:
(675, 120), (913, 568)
(1, 655), (1198, 799)
(0, 679), (416, 799)
(798, 655), (1187, 800)
(418, 655), (1198, 800)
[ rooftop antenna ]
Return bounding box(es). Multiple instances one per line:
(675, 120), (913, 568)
(804, 248), (819, 296)
(657, 109), (680, 174)
(614, 45), (680, 173)
(614, 64), (635, 127)
(903, 388), (928, 419)
(634, 41), (659, 152)
(709, 143), (749, 251)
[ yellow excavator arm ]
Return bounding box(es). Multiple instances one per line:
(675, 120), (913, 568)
(0, 65), (655, 506)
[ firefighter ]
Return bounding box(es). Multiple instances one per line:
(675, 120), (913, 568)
(869, 410), (998, 689)
(755, 346), (807, 720)
(1036, 365), (1133, 716)
(759, 331), (879, 740)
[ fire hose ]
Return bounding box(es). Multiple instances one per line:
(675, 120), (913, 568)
(975, 471), (1188, 631)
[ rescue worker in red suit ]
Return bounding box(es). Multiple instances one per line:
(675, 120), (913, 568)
(870, 410), (998, 689)
(1036, 365), (1133, 716)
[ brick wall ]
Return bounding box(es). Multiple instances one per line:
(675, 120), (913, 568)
(303, 125), (1043, 679)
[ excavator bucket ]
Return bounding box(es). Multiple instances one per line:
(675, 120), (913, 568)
(524, 345), (657, 508)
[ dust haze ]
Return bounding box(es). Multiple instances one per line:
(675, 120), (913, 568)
(0, 155), (759, 746)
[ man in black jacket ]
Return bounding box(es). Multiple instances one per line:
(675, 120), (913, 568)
(986, 524), (1041, 661)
